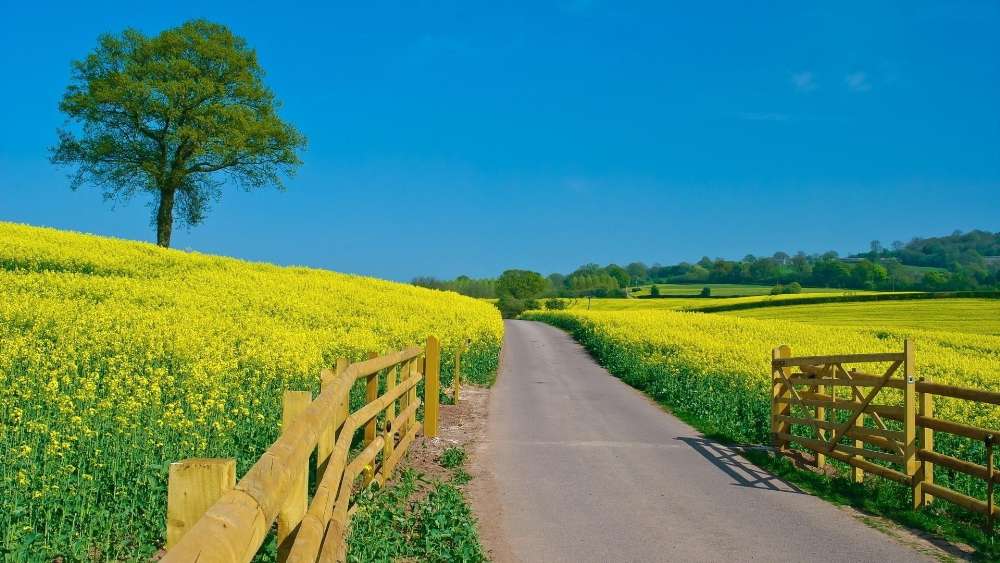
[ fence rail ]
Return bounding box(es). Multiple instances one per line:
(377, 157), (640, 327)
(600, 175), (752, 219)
(162, 336), (443, 562)
(771, 339), (1000, 531)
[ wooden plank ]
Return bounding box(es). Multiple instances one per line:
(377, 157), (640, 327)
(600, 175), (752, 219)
(923, 482), (999, 517)
(775, 413), (903, 453)
(380, 417), (422, 484)
(425, 336), (441, 438)
(835, 443), (904, 465)
(167, 348), (418, 560)
(160, 488), (269, 563)
(853, 410), (866, 484)
(826, 449), (909, 484)
(903, 340), (919, 509)
(988, 438), (995, 532)
(813, 365), (829, 469)
(286, 367), (422, 563)
(773, 352), (905, 368)
(771, 346), (793, 449)
(774, 397), (904, 419)
(786, 375), (905, 389)
(348, 346), (422, 378)
(835, 364), (899, 447)
(335, 357), (350, 439)
(316, 368), (341, 483)
(776, 432), (903, 464)
(916, 381), (1000, 406)
(320, 436), (387, 563)
(278, 390), (312, 562)
(382, 364), (398, 476)
(166, 458), (236, 549)
(917, 376), (935, 506)
(771, 415), (904, 442)
(917, 415), (997, 442)
(825, 360), (902, 453)
(364, 351), (380, 446)
(918, 449), (991, 481)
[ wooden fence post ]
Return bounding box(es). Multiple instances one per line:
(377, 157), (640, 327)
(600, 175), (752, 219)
(166, 458), (236, 549)
(398, 359), (411, 436)
(364, 351), (380, 446)
(425, 336), (441, 438)
(852, 409), (866, 484)
(453, 344), (463, 404)
(771, 345), (792, 450)
(335, 357), (350, 439)
(916, 375), (934, 506)
(317, 367), (339, 482)
(383, 364), (398, 469)
(278, 390), (312, 562)
(409, 357), (419, 431)
(903, 339), (919, 510)
(813, 366), (826, 469)
(986, 435), (995, 533)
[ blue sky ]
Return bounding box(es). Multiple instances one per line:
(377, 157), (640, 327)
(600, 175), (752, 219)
(2, 1), (999, 280)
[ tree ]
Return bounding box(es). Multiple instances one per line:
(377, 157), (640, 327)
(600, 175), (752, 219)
(51, 20), (306, 247)
(496, 269), (547, 299)
(922, 271), (950, 291)
(626, 262), (648, 285)
(605, 264), (629, 289)
(870, 240), (883, 257)
(649, 284), (660, 297)
(547, 273), (566, 292)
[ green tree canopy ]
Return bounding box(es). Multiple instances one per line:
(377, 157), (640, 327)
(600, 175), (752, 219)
(51, 20), (306, 247)
(496, 269), (547, 299)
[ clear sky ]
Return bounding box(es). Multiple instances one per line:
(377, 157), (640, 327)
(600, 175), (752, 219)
(2, 2), (999, 281)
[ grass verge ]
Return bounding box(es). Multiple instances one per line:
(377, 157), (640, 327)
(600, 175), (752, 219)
(346, 447), (486, 562)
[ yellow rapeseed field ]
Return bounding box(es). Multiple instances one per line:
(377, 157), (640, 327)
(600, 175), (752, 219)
(0, 222), (503, 560)
(524, 308), (1000, 490)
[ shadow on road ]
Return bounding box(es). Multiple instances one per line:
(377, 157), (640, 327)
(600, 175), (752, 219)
(677, 437), (805, 494)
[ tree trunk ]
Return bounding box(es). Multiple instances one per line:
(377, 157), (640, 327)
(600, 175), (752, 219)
(156, 186), (175, 247)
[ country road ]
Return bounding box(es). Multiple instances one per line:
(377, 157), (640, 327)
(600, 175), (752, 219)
(471, 320), (937, 562)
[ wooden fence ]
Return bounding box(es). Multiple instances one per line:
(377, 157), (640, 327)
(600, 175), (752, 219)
(161, 336), (444, 562)
(772, 339), (1000, 531)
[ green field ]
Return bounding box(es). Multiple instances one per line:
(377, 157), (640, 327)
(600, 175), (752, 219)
(561, 291), (884, 312)
(724, 298), (1000, 336)
(564, 297), (701, 310)
(631, 283), (855, 297)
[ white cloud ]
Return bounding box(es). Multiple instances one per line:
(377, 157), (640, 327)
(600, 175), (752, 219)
(791, 71), (816, 92)
(845, 72), (872, 92)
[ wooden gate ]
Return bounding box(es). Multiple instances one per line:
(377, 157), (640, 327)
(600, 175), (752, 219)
(771, 339), (1000, 531)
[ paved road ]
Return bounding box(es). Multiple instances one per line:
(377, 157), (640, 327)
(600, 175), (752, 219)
(476, 320), (933, 563)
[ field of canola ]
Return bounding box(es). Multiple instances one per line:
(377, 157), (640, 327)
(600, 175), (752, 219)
(724, 298), (1000, 336)
(0, 222), (503, 560)
(524, 308), (1000, 500)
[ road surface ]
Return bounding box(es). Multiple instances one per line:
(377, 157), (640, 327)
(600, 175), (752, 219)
(474, 319), (935, 562)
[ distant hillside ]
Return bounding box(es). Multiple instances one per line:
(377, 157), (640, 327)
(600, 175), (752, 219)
(854, 229), (1000, 271)
(415, 229), (1000, 298)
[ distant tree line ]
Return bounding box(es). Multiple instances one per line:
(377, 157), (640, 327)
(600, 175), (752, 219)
(412, 229), (1000, 299)
(410, 276), (496, 298)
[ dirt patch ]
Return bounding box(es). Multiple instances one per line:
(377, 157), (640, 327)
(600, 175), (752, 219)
(404, 385), (490, 483)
